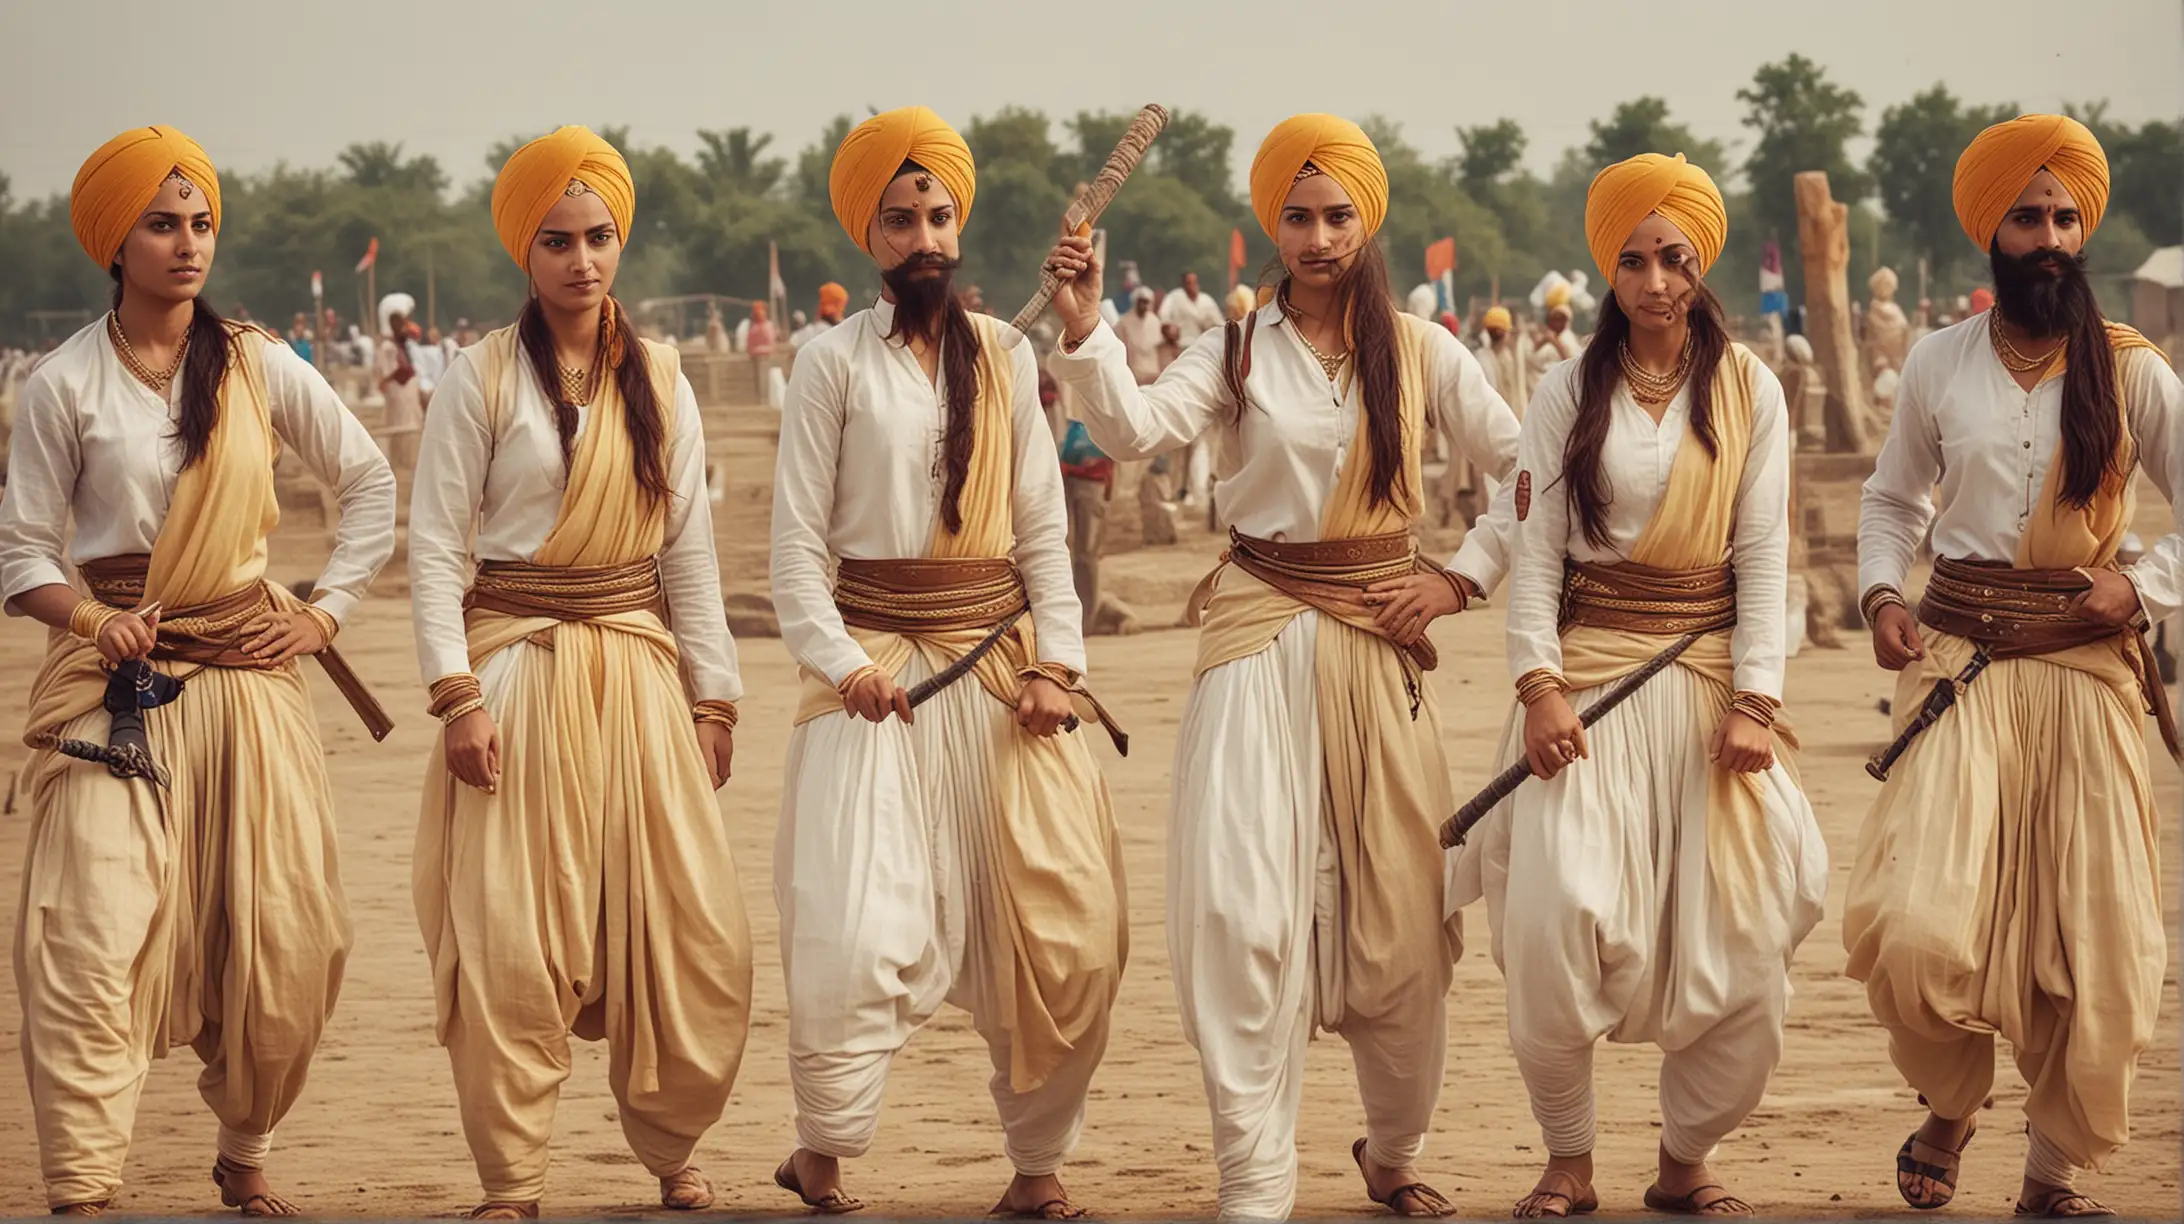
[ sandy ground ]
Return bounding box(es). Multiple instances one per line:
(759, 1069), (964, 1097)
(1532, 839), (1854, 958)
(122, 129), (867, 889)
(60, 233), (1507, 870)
(0, 424), (2178, 1218)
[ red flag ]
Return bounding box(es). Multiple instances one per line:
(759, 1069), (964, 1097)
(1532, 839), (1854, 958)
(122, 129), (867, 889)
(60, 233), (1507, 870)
(354, 237), (379, 273)
(1424, 237), (1457, 282)
(1227, 229), (1247, 290)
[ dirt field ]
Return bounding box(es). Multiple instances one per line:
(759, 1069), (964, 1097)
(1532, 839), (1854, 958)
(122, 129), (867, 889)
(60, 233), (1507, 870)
(0, 407), (2177, 1218)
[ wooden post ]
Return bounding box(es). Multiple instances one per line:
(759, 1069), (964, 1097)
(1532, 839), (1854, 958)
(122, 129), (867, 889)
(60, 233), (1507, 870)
(1794, 171), (1871, 454)
(426, 245), (437, 333)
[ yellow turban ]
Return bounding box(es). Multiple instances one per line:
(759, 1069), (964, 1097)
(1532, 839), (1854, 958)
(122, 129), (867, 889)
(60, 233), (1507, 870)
(818, 282), (849, 314)
(1951, 113), (2108, 250)
(1482, 306), (1513, 331)
(1584, 153), (1727, 282)
(828, 107), (976, 254)
(490, 126), (636, 271)
(71, 125), (221, 268)
(1248, 114), (1388, 240)
(1544, 283), (1572, 311)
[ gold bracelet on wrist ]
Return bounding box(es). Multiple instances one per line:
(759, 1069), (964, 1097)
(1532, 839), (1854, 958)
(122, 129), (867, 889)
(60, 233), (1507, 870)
(1729, 690), (1781, 729)
(692, 699), (739, 731)
(428, 674), (484, 722)
(1515, 667), (1569, 707)
(836, 663), (883, 697)
(68, 599), (122, 643)
(438, 696), (485, 726)
(300, 602), (339, 647)
(1438, 569), (1473, 613)
(1019, 661), (1080, 691)
(1860, 584), (1908, 623)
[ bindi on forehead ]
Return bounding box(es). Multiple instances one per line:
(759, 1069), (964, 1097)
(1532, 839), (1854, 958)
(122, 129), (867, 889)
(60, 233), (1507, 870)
(165, 170), (194, 200)
(914, 173), (931, 192)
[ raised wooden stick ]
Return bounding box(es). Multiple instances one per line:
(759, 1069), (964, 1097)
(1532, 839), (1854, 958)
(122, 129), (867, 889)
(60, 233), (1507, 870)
(1008, 104), (1171, 335)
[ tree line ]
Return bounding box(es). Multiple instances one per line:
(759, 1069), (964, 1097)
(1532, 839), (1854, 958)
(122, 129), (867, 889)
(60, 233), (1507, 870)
(0, 53), (2175, 347)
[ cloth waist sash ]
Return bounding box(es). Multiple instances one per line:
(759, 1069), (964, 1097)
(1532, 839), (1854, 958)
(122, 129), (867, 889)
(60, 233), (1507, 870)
(833, 556), (1030, 633)
(1213, 527), (1442, 673)
(1920, 556), (2180, 758)
(1560, 559), (1738, 637)
(466, 557), (666, 622)
(79, 554), (391, 740)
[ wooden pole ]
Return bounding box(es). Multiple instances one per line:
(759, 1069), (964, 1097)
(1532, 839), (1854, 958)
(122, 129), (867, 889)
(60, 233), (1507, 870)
(426, 245), (437, 333)
(1794, 171), (1871, 454)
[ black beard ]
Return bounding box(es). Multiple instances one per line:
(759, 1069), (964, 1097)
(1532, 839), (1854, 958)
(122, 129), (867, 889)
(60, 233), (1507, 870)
(880, 253), (959, 341)
(1989, 244), (2090, 338)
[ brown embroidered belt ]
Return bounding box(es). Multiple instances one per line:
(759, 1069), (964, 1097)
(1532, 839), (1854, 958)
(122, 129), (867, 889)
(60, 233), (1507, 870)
(833, 556), (1129, 753)
(834, 557), (1029, 634)
(466, 557), (666, 621)
(1920, 556), (2181, 758)
(79, 554), (393, 741)
(1560, 559), (1737, 636)
(1223, 527), (1442, 673)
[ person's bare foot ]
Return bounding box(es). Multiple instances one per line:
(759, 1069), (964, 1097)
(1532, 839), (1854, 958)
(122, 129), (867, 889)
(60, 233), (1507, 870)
(1514, 1152), (1596, 1218)
(211, 1158), (300, 1217)
(660, 1166), (715, 1210)
(2015, 1177), (2115, 1217)
(989, 1171), (1086, 1219)
(774, 1148), (863, 1214)
(1351, 1138), (1454, 1217)
(1644, 1149), (1751, 1216)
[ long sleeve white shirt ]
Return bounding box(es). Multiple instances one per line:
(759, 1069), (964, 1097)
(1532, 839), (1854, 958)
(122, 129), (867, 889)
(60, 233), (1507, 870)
(406, 347), (741, 701)
(1505, 358), (1792, 699)
(0, 317), (395, 624)
(769, 301), (1086, 688)
(1046, 302), (1524, 593)
(1158, 288), (1226, 349)
(1858, 314), (2184, 622)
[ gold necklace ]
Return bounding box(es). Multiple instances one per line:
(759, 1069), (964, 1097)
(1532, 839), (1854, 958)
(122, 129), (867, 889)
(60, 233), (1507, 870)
(108, 311), (188, 394)
(1990, 315), (2063, 375)
(1618, 335), (1693, 406)
(557, 355), (598, 404)
(1278, 291), (1348, 381)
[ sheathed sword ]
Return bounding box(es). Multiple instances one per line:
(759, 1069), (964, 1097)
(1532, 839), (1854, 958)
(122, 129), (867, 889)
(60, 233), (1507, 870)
(1865, 646), (1991, 781)
(1439, 631), (1704, 849)
(905, 608), (1028, 710)
(55, 656), (184, 788)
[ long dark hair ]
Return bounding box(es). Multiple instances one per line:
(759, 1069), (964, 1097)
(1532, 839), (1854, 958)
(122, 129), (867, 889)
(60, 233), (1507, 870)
(1562, 276), (1731, 550)
(881, 261), (983, 535)
(1990, 244), (2124, 507)
(1224, 239), (1408, 511)
(516, 294), (671, 507)
(111, 268), (231, 471)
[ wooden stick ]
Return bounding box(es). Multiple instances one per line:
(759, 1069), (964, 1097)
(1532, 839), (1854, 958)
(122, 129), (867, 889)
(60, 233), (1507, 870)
(1008, 104), (1171, 335)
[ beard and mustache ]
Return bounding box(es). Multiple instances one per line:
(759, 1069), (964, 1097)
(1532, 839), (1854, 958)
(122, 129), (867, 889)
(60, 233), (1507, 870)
(880, 250), (962, 341)
(1989, 244), (2092, 338)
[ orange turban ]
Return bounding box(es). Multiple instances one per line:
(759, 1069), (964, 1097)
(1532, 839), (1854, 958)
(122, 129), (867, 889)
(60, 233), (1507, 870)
(71, 125), (221, 268)
(1584, 153), (1726, 282)
(1482, 306), (1513, 331)
(818, 282), (849, 314)
(829, 107), (976, 254)
(490, 126), (635, 271)
(1951, 113), (2108, 250)
(1248, 114), (1387, 240)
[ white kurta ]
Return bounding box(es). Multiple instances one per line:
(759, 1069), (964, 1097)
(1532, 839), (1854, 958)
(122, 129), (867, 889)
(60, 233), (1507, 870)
(1158, 288), (1226, 349)
(1452, 358), (1827, 1164)
(769, 302), (1098, 1175)
(407, 351), (740, 701)
(1858, 313), (2184, 617)
(1049, 305), (1520, 1220)
(0, 320), (395, 622)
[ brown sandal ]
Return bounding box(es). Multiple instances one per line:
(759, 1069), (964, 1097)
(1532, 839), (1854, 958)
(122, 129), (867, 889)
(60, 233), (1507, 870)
(1513, 1168), (1597, 1218)
(211, 1158), (299, 1218)
(1352, 1137), (1455, 1218)
(1643, 1183), (1753, 1216)
(988, 1197), (1089, 1220)
(1896, 1098), (1984, 1211)
(49, 1203), (110, 1217)
(465, 1204), (540, 1220)
(2015, 1188), (2116, 1218)
(775, 1155), (866, 1215)
(660, 1167), (715, 1211)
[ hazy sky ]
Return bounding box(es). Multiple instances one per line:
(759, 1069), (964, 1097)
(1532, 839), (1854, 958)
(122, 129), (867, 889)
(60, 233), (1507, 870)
(4, 0), (2179, 198)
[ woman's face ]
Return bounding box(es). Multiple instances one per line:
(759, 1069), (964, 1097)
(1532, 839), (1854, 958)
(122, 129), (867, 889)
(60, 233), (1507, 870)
(1613, 212), (1700, 334)
(867, 170), (960, 272)
(527, 187), (620, 315)
(1277, 173), (1364, 292)
(115, 172), (215, 307)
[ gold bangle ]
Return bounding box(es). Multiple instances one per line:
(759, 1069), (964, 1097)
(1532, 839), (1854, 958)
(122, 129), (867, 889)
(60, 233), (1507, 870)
(68, 599), (122, 642)
(1860, 584), (1908, 623)
(300, 602), (339, 647)
(428, 673), (484, 720)
(836, 663), (883, 696)
(1439, 569), (1473, 613)
(1515, 667), (1569, 706)
(1729, 690), (1781, 729)
(438, 696), (485, 726)
(692, 699), (739, 730)
(1019, 661), (1080, 690)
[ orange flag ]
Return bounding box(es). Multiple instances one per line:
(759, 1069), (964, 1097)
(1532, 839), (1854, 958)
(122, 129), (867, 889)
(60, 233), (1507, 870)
(1228, 228), (1247, 289)
(1424, 236), (1457, 281)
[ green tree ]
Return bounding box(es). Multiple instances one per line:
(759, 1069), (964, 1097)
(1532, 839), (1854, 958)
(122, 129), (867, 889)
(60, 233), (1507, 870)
(2067, 102), (2183, 247)
(1738, 54), (1871, 297)
(1582, 98), (1726, 170)
(1456, 118), (1526, 194)
(1868, 85), (2017, 287)
(694, 128), (783, 197)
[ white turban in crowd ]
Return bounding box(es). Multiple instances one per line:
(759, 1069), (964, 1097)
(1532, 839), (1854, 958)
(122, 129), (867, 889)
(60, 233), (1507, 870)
(378, 292), (416, 333)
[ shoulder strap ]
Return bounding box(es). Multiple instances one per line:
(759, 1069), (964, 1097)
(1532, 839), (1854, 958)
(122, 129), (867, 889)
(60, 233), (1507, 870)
(1221, 309), (1258, 421)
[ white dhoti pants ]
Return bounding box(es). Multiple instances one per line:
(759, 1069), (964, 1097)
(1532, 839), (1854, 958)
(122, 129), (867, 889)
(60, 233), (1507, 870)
(1454, 664), (1827, 1163)
(776, 653), (1105, 1175)
(1171, 613), (1448, 1220)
